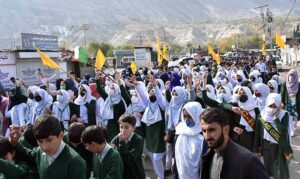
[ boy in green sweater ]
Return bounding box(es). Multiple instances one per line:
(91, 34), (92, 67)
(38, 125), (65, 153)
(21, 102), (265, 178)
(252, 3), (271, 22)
(111, 113), (145, 179)
(81, 125), (123, 179)
(0, 136), (29, 179)
(9, 115), (87, 179)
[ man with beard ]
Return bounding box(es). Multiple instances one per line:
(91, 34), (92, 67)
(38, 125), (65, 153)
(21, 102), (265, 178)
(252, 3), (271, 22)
(200, 108), (268, 179)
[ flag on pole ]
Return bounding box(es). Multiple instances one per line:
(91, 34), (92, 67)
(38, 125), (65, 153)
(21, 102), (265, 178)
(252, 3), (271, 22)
(262, 34), (266, 55)
(130, 61), (137, 74)
(208, 46), (221, 65)
(36, 48), (60, 69)
(163, 42), (168, 60)
(157, 35), (163, 66)
(276, 33), (285, 48)
(95, 48), (106, 70)
(73, 46), (88, 64)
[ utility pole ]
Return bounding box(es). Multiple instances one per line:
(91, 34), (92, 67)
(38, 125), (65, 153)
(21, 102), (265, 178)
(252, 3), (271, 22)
(255, 4), (268, 33)
(64, 25), (74, 50)
(79, 24), (89, 48)
(266, 8), (273, 54)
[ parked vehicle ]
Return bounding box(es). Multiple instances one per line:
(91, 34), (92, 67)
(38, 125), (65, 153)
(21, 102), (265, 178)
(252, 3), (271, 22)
(120, 56), (135, 65)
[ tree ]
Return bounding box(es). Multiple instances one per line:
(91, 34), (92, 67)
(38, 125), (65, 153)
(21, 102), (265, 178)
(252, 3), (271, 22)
(169, 44), (183, 56)
(87, 42), (114, 57)
(115, 44), (134, 50)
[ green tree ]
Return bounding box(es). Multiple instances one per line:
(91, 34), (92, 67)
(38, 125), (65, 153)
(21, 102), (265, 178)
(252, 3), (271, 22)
(169, 44), (183, 56)
(115, 44), (134, 50)
(87, 42), (114, 57)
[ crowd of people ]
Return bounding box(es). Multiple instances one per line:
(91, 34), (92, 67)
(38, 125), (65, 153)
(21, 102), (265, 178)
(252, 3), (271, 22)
(0, 53), (298, 179)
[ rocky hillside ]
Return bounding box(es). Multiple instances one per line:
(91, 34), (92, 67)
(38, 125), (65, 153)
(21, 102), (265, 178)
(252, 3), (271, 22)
(0, 0), (299, 49)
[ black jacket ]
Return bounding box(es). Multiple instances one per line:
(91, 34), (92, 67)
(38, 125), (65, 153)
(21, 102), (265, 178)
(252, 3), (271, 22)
(201, 139), (269, 179)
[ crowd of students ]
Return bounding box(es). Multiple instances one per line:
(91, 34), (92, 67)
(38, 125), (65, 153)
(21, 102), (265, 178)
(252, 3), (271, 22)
(0, 53), (297, 179)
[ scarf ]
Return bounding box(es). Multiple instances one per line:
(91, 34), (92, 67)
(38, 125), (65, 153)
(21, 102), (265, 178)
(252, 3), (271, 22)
(102, 83), (124, 121)
(286, 69), (299, 97)
(238, 87), (257, 131)
(167, 87), (188, 130)
(253, 83), (270, 111)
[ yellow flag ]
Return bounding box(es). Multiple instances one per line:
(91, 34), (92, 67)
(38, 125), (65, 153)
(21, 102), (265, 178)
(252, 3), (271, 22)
(130, 61), (137, 74)
(208, 46), (221, 65)
(163, 42), (168, 60)
(262, 34), (266, 55)
(95, 48), (106, 70)
(276, 33), (285, 48)
(36, 48), (60, 69)
(157, 35), (163, 66)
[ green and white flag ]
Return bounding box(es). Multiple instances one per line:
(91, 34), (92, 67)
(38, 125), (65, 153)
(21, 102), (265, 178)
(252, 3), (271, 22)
(73, 46), (88, 64)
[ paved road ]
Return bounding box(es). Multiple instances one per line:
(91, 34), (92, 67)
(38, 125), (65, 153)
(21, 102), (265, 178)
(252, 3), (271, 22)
(290, 123), (300, 179)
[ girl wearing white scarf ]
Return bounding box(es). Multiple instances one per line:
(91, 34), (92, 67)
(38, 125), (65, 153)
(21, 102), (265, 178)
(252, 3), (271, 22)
(175, 102), (204, 179)
(268, 80), (278, 93)
(233, 86), (260, 151)
(216, 86), (231, 103)
(253, 83), (270, 111)
(25, 86), (39, 124)
(165, 86), (188, 173)
(52, 90), (71, 132)
(249, 70), (262, 88)
(30, 88), (53, 124)
(73, 84), (96, 125)
(135, 76), (167, 179)
(206, 84), (216, 100)
(254, 93), (293, 178)
(126, 89), (145, 135)
(96, 74), (127, 141)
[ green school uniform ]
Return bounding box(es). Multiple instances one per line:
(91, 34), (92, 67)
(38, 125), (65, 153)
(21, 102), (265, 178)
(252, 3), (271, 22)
(16, 143), (86, 179)
(69, 100), (97, 126)
(254, 112), (293, 179)
(111, 133), (145, 179)
(145, 118), (166, 153)
(91, 148), (123, 179)
(96, 80), (127, 142)
(63, 133), (93, 179)
(0, 159), (29, 179)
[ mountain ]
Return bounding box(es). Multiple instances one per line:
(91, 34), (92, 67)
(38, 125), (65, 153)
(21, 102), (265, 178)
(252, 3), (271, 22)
(0, 0), (299, 49)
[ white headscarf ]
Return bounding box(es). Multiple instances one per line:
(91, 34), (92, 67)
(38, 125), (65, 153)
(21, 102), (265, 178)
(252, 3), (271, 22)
(167, 86), (188, 130)
(206, 84), (216, 100)
(231, 86), (241, 103)
(238, 87), (257, 132)
(216, 86), (231, 103)
(260, 93), (286, 143)
(57, 90), (71, 109)
(74, 84), (94, 105)
(175, 102), (203, 179)
(31, 88), (53, 124)
(27, 86), (39, 106)
(235, 70), (246, 85)
(52, 90), (71, 131)
(102, 83), (124, 121)
(238, 87), (256, 111)
(249, 70), (262, 86)
(268, 80), (278, 93)
(253, 83), (270, 111)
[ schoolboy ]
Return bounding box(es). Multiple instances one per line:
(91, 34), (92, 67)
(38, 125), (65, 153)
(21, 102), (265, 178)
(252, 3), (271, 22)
(81, 125), (123, 179)
(111, 113), (145, 179)
(9, 115), (86, 179)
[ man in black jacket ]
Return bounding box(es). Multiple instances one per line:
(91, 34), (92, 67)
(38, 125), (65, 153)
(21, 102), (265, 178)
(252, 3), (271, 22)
(200, 108), (268, 179)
